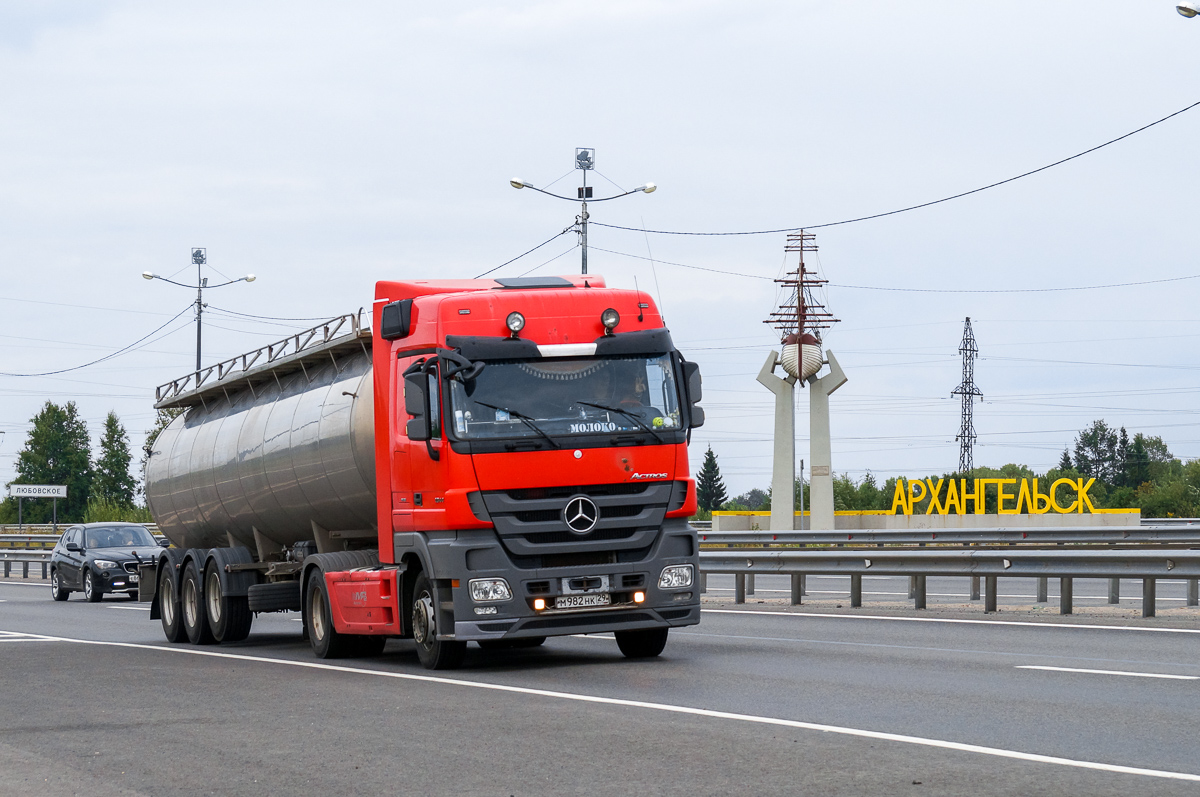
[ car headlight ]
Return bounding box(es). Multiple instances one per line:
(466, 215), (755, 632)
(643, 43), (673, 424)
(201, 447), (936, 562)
(93, 560), (119, 570)
(468, 578), (512, 602)
(658, 564), (694, 589)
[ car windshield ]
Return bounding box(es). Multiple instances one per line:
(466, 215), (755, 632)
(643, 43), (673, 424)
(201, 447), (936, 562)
(448, 353), (682, 441)
(85, 526), (156, 548)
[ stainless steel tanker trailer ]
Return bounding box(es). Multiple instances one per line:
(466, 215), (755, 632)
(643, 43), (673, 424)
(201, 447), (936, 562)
(140, 278), (705, 669)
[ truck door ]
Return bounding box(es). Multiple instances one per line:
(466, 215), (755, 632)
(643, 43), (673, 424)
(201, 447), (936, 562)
(406, 359), (449, 531)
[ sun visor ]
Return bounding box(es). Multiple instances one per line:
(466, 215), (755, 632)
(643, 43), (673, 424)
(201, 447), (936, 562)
(445, 335), (540, 360)
(593, 328), (674, 356)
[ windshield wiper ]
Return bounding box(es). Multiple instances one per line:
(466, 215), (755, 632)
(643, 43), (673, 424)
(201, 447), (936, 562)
(576, 401), (664, 444)
(472, 401), (560, 449)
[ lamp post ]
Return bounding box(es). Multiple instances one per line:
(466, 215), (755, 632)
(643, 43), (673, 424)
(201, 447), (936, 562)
(1179, 2), (1199, 17)
(511, 148), (655, 275)
(143, 248), (255, 373)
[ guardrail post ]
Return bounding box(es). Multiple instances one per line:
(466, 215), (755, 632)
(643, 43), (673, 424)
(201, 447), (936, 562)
(985, 576), (997, 613)
(1060, 578), (1073, 615)
(3, 561), (8, 578)
(1142, 578), (1156, 618)
(699, 572), (706, 594)
(41, 562), (47, 578)
(913, 575), (927, 610)
(1108, 578), (1120, 604)
(850, 574), (862, 607)
(908, 575), (916, 599)
(1036, 577), (1048, 603)
(800, 574), (806, 596)
(734, 573), (746, 604)
(790, 574), (802, 606)
(1188, 579), (1198, 608)
(970, 576), (979, 601)
(746, 574), (755, 596)
(22, 562), (28, 578)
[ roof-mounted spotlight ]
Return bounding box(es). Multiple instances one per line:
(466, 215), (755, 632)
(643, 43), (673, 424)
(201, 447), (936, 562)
(601, 308), (620, 335)
(506, 311), (526, 338)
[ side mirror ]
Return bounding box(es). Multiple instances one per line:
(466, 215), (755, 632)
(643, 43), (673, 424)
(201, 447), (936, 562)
(157, 539), (171, 548)
(380, 299), (413, 340)
(404, 371), (431, 441)
(681, 359), (704, 428)
(65, 542), (81, 552)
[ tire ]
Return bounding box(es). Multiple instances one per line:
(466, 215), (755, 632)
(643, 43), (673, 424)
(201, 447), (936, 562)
(205, 567), (252, 643)
(615, 627), (669, 658)
(411, 573), (466, 670)
(181, 559), (216, 645)
(306, 572), (356, 659)
(247, 581), (302, 613)
(478, 636), (546, 650)
(83, 569), (103, 603)
(159, 562), (187, 643)
(49, 570), (70, 601)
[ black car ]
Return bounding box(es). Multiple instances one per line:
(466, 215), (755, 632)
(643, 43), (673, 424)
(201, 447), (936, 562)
(49, 523), (167, 602)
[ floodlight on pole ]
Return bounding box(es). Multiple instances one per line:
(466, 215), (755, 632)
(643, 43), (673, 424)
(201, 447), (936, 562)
(142, 248), (256, 373)
(510, 149), (655, 274)
(1179, 1), (1199, 16)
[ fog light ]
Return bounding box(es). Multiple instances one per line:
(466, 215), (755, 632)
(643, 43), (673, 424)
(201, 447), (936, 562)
(533, 598), (546, 611)
(633, 591), (646, 603)
(658, 564), (694, 589)
(600, 308), (620, 334)
(506, 311), (525, 337)
(469, 578), (512, 602)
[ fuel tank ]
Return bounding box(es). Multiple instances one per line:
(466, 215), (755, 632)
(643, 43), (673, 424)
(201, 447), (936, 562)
(144, 349), (376, 551)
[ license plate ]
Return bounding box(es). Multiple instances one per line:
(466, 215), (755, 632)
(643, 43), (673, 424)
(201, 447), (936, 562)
(129, 574), (139, 583)
(554, 593), (611, 609)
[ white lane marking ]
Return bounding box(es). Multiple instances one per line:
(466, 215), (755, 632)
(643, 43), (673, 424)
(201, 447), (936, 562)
(0, 581), (48, 587)
(706, 588), (1193, 602)
(108, 605), (151, 611)
(9, 630), (1200, 784)
(570, 634), (616, 640)
(1016, 666), (1199, 681)
(0, 638), (55, 643)
(703, 609), (1200, 634)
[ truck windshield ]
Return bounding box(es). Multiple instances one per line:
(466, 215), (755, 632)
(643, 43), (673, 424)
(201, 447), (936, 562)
(448, 353), (682, 440)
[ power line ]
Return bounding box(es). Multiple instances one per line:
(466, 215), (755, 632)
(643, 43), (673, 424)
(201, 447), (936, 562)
(474, 228), (575, 279)
(0, 304), (193, 377)
(591, 99), (1200, 237)
(205, 306), (340, 323)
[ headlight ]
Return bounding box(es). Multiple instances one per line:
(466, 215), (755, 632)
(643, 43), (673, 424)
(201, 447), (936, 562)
(600, 308), (620, 332)
(469, 578), (513, 602)
(505, 312), (525, 334)
(94, 560), (119, 570)
(658, 564), (694, 589)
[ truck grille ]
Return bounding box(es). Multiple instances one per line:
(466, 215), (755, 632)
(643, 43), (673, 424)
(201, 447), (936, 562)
(481, 481), (673, 559)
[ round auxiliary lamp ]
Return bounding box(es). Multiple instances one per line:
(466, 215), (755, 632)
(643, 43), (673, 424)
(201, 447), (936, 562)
(780, 332), (823, 381)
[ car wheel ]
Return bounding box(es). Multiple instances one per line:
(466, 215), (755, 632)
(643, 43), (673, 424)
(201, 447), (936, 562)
(206, 567), (252, 643)
(411, 573), (466, 670)
(181, 559), (216, 645)
(306, 572), (357, 659)
(615, 627), (669, 658)
(159, 563), (187, 643)
(83, 569), (103, 603)
(50, 570), (70, 601)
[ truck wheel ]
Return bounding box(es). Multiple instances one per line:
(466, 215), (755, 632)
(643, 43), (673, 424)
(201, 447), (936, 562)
(159, 563), (187, 643)
(205, 568), (252, 643)
(83, 569), (103, 603)
(181, 559), (216, 645)
(247, 581), (302, 613)
(615, 627), (668, 658)
(50, 570), (70, 601)
(411, 573), (466, 670)
(306, 573), (355, 659)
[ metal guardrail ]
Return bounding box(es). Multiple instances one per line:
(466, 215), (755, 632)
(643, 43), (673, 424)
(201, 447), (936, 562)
(155, 312), (366, 402)
(0, 550), (50, 579)
(699, 548), (1200, 618)
(699, 525), (1200, 546)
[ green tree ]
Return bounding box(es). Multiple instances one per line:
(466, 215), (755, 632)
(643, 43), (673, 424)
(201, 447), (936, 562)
(1057, 449), (1072, 470)
(1073, 420), (1120, 484)
(93, 411), (137, 507)
(695, 447), (727, 512)
(2, 401), (92, 522)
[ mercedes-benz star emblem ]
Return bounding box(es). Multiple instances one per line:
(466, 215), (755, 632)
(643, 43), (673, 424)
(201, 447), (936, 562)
(563, 496), (599, 534)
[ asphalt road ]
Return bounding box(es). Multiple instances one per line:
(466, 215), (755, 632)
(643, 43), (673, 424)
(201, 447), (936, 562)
(3, 578), (1200, 796)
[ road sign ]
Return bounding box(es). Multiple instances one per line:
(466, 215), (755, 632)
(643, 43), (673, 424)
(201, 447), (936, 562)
(7, 485), (67, 498)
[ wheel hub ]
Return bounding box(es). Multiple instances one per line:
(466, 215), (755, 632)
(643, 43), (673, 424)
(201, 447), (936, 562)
(414, 594), (436, 646)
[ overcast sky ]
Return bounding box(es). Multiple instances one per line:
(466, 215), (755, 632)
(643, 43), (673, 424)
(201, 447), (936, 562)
(1, 1), (1198, 498)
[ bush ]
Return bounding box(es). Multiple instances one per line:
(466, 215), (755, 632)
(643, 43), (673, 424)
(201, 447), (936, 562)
(82, 497), (153, 524)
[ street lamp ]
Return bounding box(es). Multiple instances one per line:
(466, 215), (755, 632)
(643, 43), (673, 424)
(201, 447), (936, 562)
(142, 248), (256, 373)
(511, 148), (655, 275)
(1179, 2), (1199, 17)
